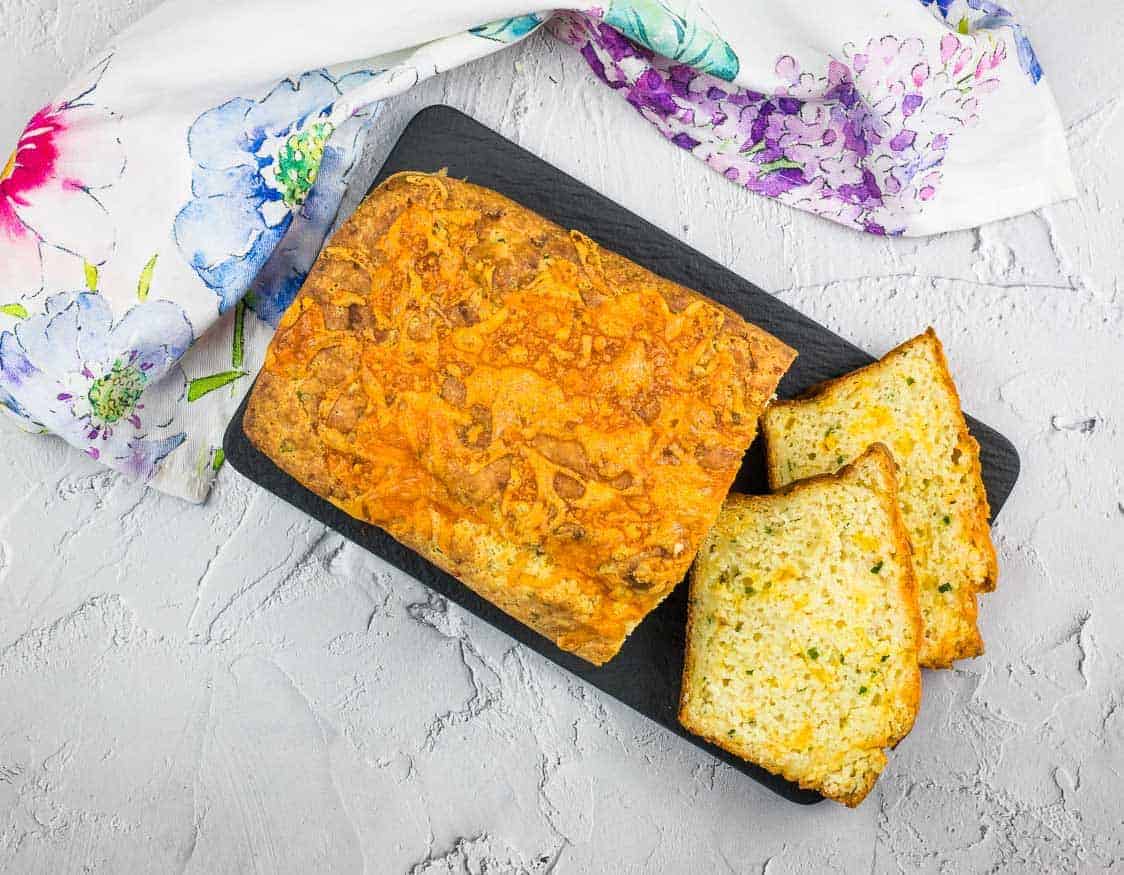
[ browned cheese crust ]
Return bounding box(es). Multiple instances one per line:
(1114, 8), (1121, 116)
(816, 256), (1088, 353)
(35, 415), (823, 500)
(244, 171), (796, 664)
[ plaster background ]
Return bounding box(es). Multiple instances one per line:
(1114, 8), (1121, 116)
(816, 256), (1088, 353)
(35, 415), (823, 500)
(0, 2), (1121, 871)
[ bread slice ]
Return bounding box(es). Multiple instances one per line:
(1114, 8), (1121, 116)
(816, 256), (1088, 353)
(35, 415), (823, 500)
(679, 445), (922, 807)
(761, 329), (996, 668)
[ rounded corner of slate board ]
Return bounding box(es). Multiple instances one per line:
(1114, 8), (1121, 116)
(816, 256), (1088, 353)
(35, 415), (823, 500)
(411, 103), (470, 127)
(971, 420), (1021, 520)
(225, 104), (1022, 807)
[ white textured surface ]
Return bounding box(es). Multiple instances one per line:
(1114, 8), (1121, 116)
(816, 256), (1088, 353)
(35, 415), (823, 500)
(1, 3), (1122, 872)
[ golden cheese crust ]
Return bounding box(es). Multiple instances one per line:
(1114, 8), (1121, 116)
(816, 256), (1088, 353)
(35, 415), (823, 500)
(244, 171), (796, 665)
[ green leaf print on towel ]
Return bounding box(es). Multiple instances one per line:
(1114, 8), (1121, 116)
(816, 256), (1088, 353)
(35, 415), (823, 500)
(469, 14), (545, 44)
(604, 1), (739, 81)
(0, 303), (29, 319)
(187, 370), (246, 402)
(136, 254), (158, 301)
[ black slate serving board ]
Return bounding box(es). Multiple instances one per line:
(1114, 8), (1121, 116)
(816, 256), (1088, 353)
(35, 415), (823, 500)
(224, 105), (1020, 805)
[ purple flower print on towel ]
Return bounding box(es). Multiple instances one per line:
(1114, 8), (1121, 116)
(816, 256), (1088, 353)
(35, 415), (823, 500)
(552, 14), (1006, 235)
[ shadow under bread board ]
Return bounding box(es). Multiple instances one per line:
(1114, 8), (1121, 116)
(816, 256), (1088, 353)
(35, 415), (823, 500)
(223, 105), (1021, 805)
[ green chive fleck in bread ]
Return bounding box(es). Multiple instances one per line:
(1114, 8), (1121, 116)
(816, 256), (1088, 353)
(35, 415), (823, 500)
(762, 329), (997, 669)
(678, 445), (922, 807)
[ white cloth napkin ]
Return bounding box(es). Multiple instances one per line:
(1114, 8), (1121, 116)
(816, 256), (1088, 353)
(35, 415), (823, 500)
(0, 0), (1074, 501)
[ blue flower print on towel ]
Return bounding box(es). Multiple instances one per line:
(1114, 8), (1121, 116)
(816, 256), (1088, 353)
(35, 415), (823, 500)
(470, 14), (545, 43)
(918, 0), (1042, 83)
(965, 0), (1042, 84)
(918, 0), (956, 16)
(0, 291), (192, 479)
(244, 88), (381, 327)
(174, 69), (378, 324)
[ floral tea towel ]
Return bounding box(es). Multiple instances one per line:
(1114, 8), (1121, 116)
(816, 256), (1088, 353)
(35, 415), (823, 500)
(0, 0), (1074, 502)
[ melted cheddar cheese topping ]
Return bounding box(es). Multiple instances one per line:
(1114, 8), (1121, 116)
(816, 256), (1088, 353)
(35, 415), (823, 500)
(244, 172), (795, 664)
